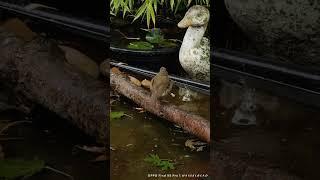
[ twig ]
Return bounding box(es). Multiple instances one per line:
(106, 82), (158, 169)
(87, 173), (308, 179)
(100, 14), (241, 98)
(0, 121), (32, 135)
(140, 28), (150, 32)
(44, 166), (74, 180)
(115, 30), (140, 40)
(167, 38), (183, 43)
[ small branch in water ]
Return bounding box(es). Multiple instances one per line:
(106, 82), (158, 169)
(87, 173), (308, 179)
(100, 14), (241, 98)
(0, 121), (32, 135)
(44, 166), (74, 180)
(115, 30), (140, 40)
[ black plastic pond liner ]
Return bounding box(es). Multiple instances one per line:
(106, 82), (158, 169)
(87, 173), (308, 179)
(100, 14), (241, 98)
(212, 49), (320, 108)
(0, 1), (110, 42)
(110, 45), (181, 72)
(31, 0), (108, 20)
(110, 60), (210, 95)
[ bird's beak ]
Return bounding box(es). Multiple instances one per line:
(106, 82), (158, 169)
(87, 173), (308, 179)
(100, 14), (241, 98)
(178, 17), (192, 28)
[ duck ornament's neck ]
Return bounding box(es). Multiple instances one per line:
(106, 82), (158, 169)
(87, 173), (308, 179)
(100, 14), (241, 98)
(180, 24), (208, 53)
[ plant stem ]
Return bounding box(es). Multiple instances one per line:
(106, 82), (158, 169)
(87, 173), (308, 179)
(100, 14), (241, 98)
(44, 166), (74, 180)
(115, 30), (140, 40)
(0, 121), (32, 135)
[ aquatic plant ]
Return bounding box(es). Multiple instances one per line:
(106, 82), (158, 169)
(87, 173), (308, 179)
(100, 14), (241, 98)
(127, 41), (154, 50)
(126, 28), (178, 50)
(110, 0), (210, 28)
(144, 154), (175, 170)
(110, 111), (126, 120)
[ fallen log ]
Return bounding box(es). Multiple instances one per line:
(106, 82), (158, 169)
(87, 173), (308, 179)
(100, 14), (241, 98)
(108, 66), (210, 143)
(0, 27), (108, 144)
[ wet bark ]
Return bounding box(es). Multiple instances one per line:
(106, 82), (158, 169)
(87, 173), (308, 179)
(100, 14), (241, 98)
(109, 67), (210, 143)
(0, 28), (108, 145)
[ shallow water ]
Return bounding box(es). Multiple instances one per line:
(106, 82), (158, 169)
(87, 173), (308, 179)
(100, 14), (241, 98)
(213, 79), (320, 179)
(110, 94), (210, 180)
(0, 108), (107, 180)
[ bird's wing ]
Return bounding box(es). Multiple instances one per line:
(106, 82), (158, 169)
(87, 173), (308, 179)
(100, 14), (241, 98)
(150, 78), (155, 91)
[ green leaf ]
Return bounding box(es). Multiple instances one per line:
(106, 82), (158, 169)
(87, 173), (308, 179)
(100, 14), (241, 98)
(0, 159), (45, 179)
(110, 111), (125, 120)
(133, 2), (147, 22)
(153, 0), (158, 14)
(127, 41), (154, 50)
(146, 7), (150, 28)
(160, 161), (174, 170)
(144, 154), (175, 171)
(145, 28), (164, 44)
(174, 0), (182, 14)
(170, 0), (174, 11)
(149, 4), (156, 28)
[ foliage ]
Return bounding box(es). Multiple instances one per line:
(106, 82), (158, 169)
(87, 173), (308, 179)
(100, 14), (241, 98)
(127, 41), (154, 50)
(145, 28), (164, 44)
(127, 28), (177, 50)
(144, 154), (175, 170)
(110, 111), (126, 120)
(110, 0), (210, 28)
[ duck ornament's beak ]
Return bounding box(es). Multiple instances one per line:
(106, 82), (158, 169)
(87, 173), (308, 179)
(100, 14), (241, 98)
(178, 5), (210, 28)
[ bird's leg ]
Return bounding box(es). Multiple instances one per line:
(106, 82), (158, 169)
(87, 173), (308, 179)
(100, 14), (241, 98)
(158, 81), (173, 103)
(163, 80), (174, 96)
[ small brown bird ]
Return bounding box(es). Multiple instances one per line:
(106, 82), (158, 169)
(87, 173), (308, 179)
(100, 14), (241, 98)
(150, 67), (173, 100)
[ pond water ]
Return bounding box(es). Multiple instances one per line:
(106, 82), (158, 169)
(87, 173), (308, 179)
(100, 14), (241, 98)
(0, 108), (107, 180)
(213, 78), (320, 179)
(110, 75), (210, 180)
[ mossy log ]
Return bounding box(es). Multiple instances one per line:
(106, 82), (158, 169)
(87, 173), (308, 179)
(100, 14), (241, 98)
(0, 28), (108, 144)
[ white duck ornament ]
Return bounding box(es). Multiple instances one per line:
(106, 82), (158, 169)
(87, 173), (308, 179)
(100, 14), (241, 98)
(178, 5), (210, 83)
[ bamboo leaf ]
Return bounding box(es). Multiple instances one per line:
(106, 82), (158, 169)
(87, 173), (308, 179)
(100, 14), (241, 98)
(148, 4), (156, 28)
(170, 0), (174, 11)
(153, 0), (158, 14)
(133, 2), (147, 22)
(174, 0), (182, 14)
(187, 0), (192, 6)
(146, 9), (150, 28)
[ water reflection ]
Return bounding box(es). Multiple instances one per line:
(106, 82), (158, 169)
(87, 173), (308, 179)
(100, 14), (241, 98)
(213, 78), (320, 179)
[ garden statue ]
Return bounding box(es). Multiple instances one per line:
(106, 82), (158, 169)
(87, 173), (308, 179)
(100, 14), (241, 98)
(178, 5), (210, 83)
